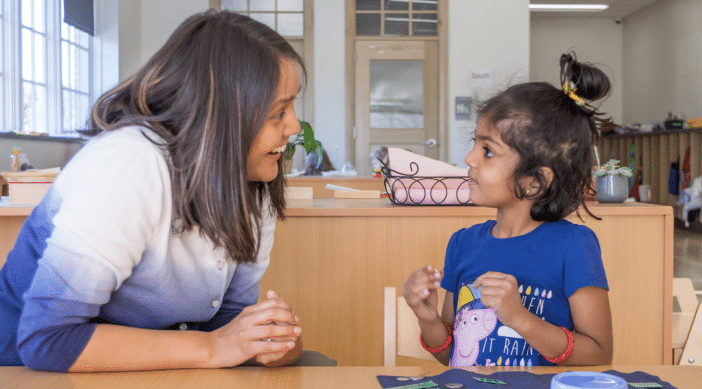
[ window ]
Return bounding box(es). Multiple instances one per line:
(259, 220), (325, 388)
(222, 0), (305, 37)
(1, 0), (92, 137)
(355, 0), (438, 37)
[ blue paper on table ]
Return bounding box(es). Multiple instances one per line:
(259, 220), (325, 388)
(376, 369), (677, 389)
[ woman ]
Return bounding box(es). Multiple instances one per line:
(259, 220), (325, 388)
(0, 10), (304, 371)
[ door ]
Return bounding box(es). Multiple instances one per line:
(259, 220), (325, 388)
(355, 40), (439, 176)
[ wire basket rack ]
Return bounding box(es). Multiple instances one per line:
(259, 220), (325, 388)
(379, 160), (473, 205)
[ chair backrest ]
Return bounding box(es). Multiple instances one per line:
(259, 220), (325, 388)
(674, 278), (698, 314)
(383, 286), (447, 366)
(673, 278), (698, 351)
(680, 301), (702, 366)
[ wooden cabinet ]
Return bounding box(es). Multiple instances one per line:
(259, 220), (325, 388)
(0, 206), (32, 267)
(264, 200), (674, 366)
(0, 200), (674, 366)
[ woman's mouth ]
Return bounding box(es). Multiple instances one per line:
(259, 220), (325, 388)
(269, 144), (287, 155)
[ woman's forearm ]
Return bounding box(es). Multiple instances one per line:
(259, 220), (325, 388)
(68, 324), (219, 372)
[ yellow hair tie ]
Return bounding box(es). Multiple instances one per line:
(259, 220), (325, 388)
(562, 82), (585, 106)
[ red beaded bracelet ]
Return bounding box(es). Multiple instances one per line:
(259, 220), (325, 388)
(544, 327), (575, 364)
(420, 321), (453, 353)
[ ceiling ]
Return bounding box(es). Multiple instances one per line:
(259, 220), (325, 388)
(530, 0), (660, 20)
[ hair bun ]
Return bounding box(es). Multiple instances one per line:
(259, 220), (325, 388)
(559, 52), (610, 103)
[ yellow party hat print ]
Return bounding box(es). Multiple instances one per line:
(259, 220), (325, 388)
(456, 285), (476, 310)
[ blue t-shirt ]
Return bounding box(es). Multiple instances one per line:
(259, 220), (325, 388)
(440, 219), (608, 367)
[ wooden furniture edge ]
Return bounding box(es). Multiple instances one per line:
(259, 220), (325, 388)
(664, 213), (674, 364)
(283, 199), (673, 218)
(0, 207), (34, 216)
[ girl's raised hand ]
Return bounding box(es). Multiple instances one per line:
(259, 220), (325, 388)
(206, 290), (302, 368)
(472, 271), (527, 329)
(402, 265), (444, 323)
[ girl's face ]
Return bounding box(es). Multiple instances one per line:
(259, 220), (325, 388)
(465, 119), (521, 208)
(247, 58), (302, 182)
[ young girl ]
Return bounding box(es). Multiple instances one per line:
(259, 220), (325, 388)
(0, 10), (305, 371)
(404, 52), (613, 367)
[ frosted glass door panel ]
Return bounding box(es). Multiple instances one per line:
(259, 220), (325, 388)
(369, 60), (423, 129)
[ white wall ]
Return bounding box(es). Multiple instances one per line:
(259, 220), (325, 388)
(115, 1), (531, 170)
(530, 18), (623, 125)
(448, 0), (530, 167)
(623, 0), (702, 124)
(313, 0), (347, 170)
(119, 0), (211, 81)
(118, 0), (141, 81)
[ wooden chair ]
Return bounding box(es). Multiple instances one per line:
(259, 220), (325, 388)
(673, 278), (700, 364)
(680, 300), (702, 366)
(383, 286), (446, 367)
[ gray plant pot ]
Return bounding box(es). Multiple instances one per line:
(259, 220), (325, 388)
(595, 174), (628, 203)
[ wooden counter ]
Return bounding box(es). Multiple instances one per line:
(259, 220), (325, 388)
(285, 176), (385, 198)
(0, 200), (674, 367)
(0, 205), (33, 265)
(264, 199), (674, 366)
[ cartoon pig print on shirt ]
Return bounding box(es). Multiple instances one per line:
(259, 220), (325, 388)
(450, 307), (497, 366)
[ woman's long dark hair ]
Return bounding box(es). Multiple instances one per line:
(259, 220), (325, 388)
(476, 52), (611, 221)
(87, 10), (305, 263)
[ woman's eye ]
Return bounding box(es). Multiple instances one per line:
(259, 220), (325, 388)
(484, 147), (494, 158)
(273, 111), (285, 120)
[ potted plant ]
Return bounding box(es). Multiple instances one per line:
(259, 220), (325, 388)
(284, 121), (324, 173)
(593, 159), (632, 203)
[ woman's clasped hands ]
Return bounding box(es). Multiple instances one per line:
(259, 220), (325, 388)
(208, 290), (302, 368)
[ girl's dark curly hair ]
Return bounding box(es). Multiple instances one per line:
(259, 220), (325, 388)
(476, 52), (611, 221)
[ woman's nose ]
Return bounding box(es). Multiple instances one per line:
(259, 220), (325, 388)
(286, 109), (301, 137)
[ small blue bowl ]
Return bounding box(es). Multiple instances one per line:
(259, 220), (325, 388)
(551, 371), (627, 389)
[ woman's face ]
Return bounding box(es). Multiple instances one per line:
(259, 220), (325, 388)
(247, 58), (301, 182)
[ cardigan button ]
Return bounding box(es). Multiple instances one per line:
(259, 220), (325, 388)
(212, 300), (220, 308)
(179, 323), (188, 331)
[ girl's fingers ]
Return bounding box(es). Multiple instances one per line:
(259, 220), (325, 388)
(473, 271), (509, 287)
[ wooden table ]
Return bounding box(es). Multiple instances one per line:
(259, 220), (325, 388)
(1, 365), (700, 388)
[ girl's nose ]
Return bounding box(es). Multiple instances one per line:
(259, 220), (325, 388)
(464, 147), (476, 167)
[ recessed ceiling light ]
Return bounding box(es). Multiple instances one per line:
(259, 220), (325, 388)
(529, 4), (609, 12)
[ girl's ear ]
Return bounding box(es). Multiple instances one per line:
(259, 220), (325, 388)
(526, 166), (554, 195)
(539, 166), (554, 189)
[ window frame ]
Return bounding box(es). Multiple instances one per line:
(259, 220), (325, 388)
(1, 0), (94, 138)
(353, 0), (439, 38)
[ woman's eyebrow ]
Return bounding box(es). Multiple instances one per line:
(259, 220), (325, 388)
(274, 85), (302, 107)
